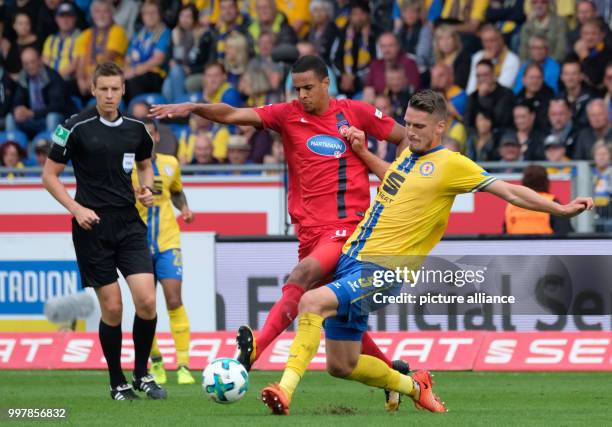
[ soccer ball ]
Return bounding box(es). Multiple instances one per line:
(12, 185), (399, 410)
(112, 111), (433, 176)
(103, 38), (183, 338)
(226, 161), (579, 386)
(202, 358), (249, 404)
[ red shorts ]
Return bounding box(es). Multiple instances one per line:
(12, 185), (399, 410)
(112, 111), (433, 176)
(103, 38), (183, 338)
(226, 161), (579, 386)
(295, 222), (359, 276)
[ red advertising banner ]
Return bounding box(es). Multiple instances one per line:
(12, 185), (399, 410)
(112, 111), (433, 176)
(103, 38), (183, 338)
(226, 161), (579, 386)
(1, 331), (610, 371)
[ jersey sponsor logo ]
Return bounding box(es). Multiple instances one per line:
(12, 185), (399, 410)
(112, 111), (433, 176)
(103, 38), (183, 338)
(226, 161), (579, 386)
(299, 117), (309, 124)
(420, 161), (435, 176)
(306, 135), (347, 158)
(375, 108), (383, 119)
(51, 125), (70, 147)
(122, 153), (135, 173)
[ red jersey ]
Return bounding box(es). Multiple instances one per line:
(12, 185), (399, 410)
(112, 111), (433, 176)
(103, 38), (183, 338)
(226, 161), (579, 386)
(255, 98), (396, 227)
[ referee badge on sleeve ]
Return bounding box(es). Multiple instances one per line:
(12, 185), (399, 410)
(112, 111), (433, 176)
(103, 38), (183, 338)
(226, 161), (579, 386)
(52, 125), (70, 147)
(123, 153), (135, 173)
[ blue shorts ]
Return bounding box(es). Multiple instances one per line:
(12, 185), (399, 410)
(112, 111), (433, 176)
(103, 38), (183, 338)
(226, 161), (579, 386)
(324, 254), (402, 341)
(152, 248), (183, 281)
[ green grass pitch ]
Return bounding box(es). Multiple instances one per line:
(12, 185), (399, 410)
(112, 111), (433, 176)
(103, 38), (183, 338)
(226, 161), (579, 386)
(1, 370), (610, 426)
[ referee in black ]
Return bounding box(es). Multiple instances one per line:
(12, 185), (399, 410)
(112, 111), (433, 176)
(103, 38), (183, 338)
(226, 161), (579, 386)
(42, 62), (167, 400)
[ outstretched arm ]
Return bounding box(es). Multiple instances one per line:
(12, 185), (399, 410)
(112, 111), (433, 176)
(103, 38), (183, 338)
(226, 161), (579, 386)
(171, 190), (194, 223)
(149, 102), (262, 127)
(484, 180), (594, 218)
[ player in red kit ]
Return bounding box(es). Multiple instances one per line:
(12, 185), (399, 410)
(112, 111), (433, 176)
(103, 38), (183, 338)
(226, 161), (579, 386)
(150, 56), (409, 410)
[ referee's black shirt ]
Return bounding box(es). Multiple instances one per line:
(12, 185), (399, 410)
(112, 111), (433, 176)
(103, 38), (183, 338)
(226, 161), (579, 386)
(48, 107), (153, 210)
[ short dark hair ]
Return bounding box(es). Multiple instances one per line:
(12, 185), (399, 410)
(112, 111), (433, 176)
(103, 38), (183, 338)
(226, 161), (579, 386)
(522, 165), (549, 193)
(350, 0), (370, 13)
(408, 89), (448, 120)
(524, 62), (543, 76)
(562, 54), (582, 71)
(476, 58), (495, 71)
(514, 100), (536, 113)
(93, 61), (124, 86)
(204, 61), (226, 74)
(291, 55), (328, 80)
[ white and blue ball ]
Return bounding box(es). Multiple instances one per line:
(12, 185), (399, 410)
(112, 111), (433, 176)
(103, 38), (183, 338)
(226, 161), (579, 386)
(202, 358), (249, 404)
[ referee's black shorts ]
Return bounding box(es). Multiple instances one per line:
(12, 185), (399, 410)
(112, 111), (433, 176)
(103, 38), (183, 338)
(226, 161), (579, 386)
(72, 206), (154, 288)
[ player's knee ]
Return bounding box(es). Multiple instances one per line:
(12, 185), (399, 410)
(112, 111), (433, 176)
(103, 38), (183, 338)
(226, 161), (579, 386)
(287, 263), (317, 290)
(298, 291), (323, 315)
(135, 295), (157, 319)
(102, 301), (123, 324)
(327, 360), (354, 378)
(166, 295), (182, 311)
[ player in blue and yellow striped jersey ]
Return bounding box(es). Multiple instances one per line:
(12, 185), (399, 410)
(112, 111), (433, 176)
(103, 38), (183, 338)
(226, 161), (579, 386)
(261, 90), (594, 415)
(131, 119), (196, 385)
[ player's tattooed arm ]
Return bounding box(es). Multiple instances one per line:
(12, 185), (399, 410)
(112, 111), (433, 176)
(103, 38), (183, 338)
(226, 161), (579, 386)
(150, 103), (262, 127)
(171, 191), (195, 223)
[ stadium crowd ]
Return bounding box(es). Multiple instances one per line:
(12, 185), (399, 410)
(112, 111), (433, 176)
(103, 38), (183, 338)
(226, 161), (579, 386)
(0, 0), (610, 226)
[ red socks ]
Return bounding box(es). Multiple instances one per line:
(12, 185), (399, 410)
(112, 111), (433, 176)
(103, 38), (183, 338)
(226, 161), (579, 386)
(255, 283), (305, 359)
(361, 331), (392, 367)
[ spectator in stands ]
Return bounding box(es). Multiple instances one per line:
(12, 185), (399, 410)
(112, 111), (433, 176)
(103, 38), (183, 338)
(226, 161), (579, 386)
(36, 0), (62, 43)
(567, 0), (612, 52)
(263, 133), (284, 170)
(0, 140), (26, 180)
(42, 3), (80, 81)
(383, 63), (412, 124)
(74, 0), (128, 99)
(503, 164), (572, 234)
(131, 100), (178, 156)
(330, 0), (377, 97)
(123, 0), (170, 101)
(498, 132), (524, 172)
(177, 113), (230, 164)
(432, 25), (471, 89)
(431, 62), (468, 149)
(543, 134), (573, 175)
(484, 0), (526, 51)
(161, 4), (205, 102)
(239, 63), (280, 107)
(6, 0), (40, 31)
(465, 59), (515, 131)
(215, 0), (251, 62)
(285, 40), (338, 100)
(395, 1), (433, 71)
(276, 0), (310, 39)
(466, 110), (497, 161)
(33, 138), (50, 166)
(466, 24), (520, 94)
(572, 17), (612, 90)
(604, 63), (612, 121)
(334, 0), (351, 30)
(0, 21), (11, 61)
(12, 47), (68, 138)
(5, 13), (41, 76)
(592, 140), (612, 231)
(245, 31), (283, 92)
(518, 0), (567, 62)
(574, 99), (612, 159)
(248, 0), (297, 49)
(558, 56), (596, 131)
(364, 31), (420, 95)
(513, 35), (560, 94)
(190, 130), (218, 170)
(515, 63), (554, 132)
(548, 99), (578, 157)
(513, 101), (545, 160)
(238, 124), (272, 164)
(224, 135), (257, 174)
(223, 31), (249, 86)
(371, 94), (396, 162)
(437, 0), (488, 54)
(305, 0), (339, 65)
(113, 0), (141, 40)
(0, 61), (16, 131)
(201, 62), (241, 107)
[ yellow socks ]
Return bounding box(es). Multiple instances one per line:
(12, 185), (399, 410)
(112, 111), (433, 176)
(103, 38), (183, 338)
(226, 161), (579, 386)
(150, 336), (162, 360)
(169, 305), (191, 367)
(278, 313), (324, 401)
(347, 355), (418, 398)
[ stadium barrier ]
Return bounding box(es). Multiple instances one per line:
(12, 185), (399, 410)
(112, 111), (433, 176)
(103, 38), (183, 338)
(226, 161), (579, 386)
(1, 331), (611, 371)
